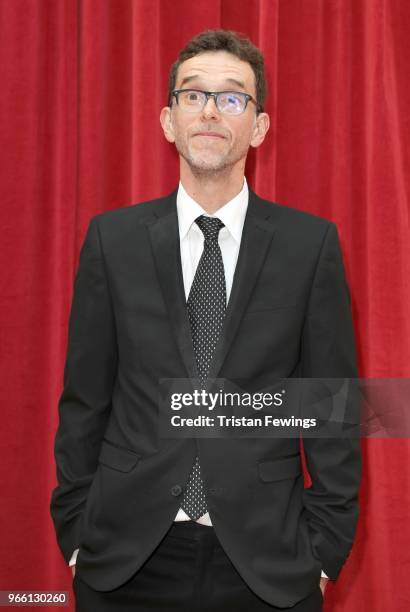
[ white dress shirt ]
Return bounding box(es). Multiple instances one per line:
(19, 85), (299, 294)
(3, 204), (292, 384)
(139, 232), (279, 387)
(69, 177), (328, 578)
(174, 177), (249, 525)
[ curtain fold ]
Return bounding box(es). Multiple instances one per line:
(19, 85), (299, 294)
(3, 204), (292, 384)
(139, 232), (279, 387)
(0, 1), (409, 610)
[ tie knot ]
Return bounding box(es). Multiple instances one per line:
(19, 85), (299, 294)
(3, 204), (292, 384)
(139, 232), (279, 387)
(195, 215), (224, 242)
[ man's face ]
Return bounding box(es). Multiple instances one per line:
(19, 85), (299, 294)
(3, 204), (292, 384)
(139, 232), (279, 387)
(160, 51), (269, 174)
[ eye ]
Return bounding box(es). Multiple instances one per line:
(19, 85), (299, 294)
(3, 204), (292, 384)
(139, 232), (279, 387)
(226, 94), (240, 105)
(219, 93), (241, 106)
(217, 92), (245, 113)
(182, 90), (203, 104)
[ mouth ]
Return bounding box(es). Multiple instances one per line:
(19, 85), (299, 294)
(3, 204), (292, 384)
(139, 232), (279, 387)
(194, 132), (226, 139)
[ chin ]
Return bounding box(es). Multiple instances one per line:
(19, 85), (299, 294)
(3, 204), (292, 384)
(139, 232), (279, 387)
(192, 162), (226, 173)
(187, 153), (229, 173)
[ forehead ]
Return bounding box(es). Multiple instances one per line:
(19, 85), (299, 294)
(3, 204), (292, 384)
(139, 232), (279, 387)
(175, 51), (255, 94)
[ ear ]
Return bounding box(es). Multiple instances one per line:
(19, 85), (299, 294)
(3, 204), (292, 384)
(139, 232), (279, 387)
(250, 112), (270, 148)
(159, 106), (175, 143)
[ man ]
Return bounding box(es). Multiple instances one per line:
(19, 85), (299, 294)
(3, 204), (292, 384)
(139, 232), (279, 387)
(50, 29), (361, 611)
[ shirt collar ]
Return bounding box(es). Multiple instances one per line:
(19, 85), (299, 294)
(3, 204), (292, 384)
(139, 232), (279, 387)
(176, 177), (249, 243)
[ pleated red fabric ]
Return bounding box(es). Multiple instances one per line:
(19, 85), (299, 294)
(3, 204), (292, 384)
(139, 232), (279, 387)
(0, 1), (409, 610)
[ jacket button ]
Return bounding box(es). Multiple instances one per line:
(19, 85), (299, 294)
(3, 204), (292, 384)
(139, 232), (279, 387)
(171, 484), (183, 496)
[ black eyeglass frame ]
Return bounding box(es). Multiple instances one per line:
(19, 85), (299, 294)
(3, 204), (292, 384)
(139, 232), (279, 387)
(171, 89), (259, 114)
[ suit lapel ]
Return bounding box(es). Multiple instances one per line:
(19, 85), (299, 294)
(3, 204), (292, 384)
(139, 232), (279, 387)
(207, 189), (277, 380)
(146, 190), (199, 381)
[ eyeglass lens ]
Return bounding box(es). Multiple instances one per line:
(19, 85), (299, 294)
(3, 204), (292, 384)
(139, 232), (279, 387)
(178, 90), (246, 114)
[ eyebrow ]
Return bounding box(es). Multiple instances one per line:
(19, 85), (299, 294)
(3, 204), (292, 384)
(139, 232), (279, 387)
(179, 75), (246, 90)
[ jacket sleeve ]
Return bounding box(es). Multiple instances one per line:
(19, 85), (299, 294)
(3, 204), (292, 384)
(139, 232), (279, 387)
(301, 222), (361, 580)
(50, 217), (118, 563)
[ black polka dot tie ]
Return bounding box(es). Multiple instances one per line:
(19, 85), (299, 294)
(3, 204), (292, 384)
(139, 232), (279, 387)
(181, 215), (226, 520)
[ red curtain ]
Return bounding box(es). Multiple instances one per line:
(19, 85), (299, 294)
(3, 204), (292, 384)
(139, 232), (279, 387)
(1, 1), (409, 610)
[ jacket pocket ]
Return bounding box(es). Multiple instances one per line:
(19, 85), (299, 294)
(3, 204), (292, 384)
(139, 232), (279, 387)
(98, 439), (141, 472)
(257, 454), (301, 482)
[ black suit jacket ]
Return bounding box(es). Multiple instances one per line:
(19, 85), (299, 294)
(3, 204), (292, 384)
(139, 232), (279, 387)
(50, 187), (361, 607)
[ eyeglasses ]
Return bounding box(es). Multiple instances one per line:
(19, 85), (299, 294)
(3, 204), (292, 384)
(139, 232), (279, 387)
(171, 89), (257, 115)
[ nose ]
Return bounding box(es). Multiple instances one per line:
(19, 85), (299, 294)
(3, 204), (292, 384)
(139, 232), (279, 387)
(201, 95), (220, 120)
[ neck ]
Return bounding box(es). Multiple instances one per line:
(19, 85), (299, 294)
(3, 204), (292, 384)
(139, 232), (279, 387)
(180, 159), (245, 214)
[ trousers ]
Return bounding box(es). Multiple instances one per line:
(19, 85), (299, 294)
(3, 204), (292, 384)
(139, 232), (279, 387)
(73, 521), (323, 611)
